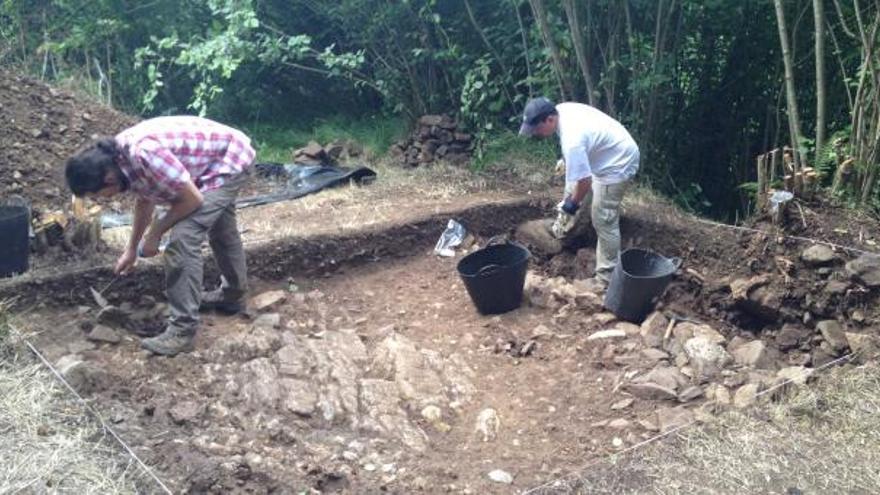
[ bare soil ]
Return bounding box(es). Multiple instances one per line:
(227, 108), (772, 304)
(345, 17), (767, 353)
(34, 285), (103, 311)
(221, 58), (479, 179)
(11, 191), (880, 494)
(0, 70), (137, 211)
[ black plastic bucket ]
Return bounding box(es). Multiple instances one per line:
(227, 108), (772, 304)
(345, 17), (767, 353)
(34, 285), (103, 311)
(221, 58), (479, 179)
(603, 248), (681, 323)
(457, 242), (530, 315)
(0, 205), (29, 278)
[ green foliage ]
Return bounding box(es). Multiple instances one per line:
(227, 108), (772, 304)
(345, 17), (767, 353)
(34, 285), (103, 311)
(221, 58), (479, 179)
(2, 0), (876, 218)
(472, 130), (557, 172)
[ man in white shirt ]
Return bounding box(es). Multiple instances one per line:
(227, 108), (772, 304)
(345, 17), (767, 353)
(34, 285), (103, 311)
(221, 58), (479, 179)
(519, 96), (640, 287)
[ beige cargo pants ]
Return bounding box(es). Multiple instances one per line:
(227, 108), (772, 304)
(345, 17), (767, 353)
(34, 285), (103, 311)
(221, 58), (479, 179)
(164, 173), (248, 335)
(565, 179), (630, 283)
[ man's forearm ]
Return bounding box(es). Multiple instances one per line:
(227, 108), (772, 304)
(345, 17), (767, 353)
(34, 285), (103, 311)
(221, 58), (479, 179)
(128, 199), (155, 251)
(570, 178), (592, 205)
(145, 182), (204, 240)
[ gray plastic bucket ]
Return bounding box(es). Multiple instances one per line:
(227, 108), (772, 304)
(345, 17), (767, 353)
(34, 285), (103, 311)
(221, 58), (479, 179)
(603, 248), (681, 323)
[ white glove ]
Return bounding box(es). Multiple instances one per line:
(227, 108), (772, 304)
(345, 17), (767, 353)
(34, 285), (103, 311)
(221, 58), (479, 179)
(554, 158), (565, 177)
(551, 209), (576, 239)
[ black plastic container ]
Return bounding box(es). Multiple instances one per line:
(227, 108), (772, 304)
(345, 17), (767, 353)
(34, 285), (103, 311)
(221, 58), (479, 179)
(603, 248), (681, 323)
(457, 242), (530, 315)
(0, 205), (29, 278)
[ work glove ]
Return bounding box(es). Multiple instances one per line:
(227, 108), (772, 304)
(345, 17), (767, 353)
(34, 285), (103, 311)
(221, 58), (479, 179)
(550, 197), (579, 239)
(554, 158), (565, 177)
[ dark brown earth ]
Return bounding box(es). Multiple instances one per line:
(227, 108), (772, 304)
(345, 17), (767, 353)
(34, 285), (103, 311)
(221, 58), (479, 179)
(5, 71), (880, 494)
(11, 192), (880, 494)
(0, 70), (137, 211)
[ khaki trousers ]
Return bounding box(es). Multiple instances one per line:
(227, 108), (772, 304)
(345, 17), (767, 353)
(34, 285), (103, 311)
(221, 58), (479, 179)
(164, 173), (248, 335)
(565, 180), (630, 282)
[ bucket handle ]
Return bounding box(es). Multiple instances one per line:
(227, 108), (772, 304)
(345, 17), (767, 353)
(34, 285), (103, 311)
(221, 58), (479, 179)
(484, 235), (508, 247)
(477, 264), (502, 277)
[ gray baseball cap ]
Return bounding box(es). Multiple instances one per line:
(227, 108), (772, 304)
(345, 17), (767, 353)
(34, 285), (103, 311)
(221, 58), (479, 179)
(518, 96), (557, 136)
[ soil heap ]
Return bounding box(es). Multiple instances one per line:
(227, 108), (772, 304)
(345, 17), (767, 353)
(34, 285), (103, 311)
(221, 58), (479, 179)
(0, 70), (137, 211)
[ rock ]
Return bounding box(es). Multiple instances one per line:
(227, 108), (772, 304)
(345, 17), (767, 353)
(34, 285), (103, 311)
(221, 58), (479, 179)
(824, 280), (850, 295)
(96, 305), (133, 330)
(169, 401), (202, 425)
(298, 141), (326, 159)
(640, 312), (669, 348)
(475, 408), (500, 442)
(801, 245), (837, 266)
(56, 355), (109, 395)
(615, 322), (642, 337)
(587, 329), (627, 341)
(811, 345), (837, 367)
(250, 290), (287, 312)
(359, 379), (429, 451)
(611, 398), (634, 410)
(218, 325), (281, 361)
(531, 324), (553, 339)
(325, 141), (346, 160)
(608, 418), (632, 429)
(276, 344), (315, 376)
(253, 313), (281, 329)
(625, 383), (678, 401)
(705, 383), (731, 405)
(732, 340), (778, 370)
(656, 406), (695, 433)
(733, 383), (760, 408)
(776, 324), (812, 351)
(776, 366), (812, 386)
(730, 276), (781, 321)
(684, 337), (732, 379)
(421, 405), (442, 422)
(845, 332), (880, 363)
(678, 385), (704, 402)
(239, 358), (281, 409)
(727, 335), (750, 353)
(677, 322), (726, 345)
(488, 469), (513, 484)
(634, 366), (689, 391)
(515, 219), (562, 256)
(817, 320), (849, 353)
(641, 348), (670, 362)
(86, 324), (121, 344)
(845, 254), (880, 287)
(279, 378), (319, 416)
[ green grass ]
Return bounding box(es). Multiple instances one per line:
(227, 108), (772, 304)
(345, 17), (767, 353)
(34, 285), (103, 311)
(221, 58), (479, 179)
(473, 130), (558, 171)
(242, 115), (408, 163)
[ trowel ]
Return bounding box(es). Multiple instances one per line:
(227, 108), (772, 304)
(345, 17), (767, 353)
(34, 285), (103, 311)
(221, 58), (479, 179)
(89, 276), (118, 309)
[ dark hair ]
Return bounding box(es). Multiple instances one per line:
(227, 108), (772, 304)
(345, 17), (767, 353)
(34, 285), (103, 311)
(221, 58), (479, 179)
(529, 108), (558, 126)
(65, 137), (121, 196)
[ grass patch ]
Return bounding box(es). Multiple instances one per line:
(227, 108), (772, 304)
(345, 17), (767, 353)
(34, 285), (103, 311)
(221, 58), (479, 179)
(242, 115), (408, 163)
(0, 313), (151, 493)
(473, 130), (558, 172)
(537, 364), (880, 494)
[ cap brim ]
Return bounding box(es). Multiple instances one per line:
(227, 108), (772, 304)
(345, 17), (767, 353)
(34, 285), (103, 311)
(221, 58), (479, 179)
(518, 122), (536, 137)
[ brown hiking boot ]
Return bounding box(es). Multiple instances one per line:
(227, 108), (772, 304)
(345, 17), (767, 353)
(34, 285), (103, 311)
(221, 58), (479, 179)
(199, 288), (245, 315)
(141, 328), (195, 356)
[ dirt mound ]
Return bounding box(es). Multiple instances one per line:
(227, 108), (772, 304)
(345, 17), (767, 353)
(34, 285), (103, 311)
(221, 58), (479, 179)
(0, 70), (137, 211)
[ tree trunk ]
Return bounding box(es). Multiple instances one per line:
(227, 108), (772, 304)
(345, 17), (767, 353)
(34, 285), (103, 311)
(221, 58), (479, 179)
(813, 0), (827, 162)
(513, 0), (534, 96)
(773, 0), (806, 188)
(528, 0), (573, 100)
(561, 0), (595, 105)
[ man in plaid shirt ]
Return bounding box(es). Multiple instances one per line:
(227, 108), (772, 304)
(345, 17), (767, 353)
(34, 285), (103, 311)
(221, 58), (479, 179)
(66, 116), (255, 356)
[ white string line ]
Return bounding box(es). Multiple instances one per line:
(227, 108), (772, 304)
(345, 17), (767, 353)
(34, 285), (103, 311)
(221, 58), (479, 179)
(521, 352), (856, 495)
(693, 217), (880, 257)
(20, 334), (173, 495)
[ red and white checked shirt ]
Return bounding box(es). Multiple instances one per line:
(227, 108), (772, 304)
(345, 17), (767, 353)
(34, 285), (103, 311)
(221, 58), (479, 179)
(115, 116), (255, 203)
